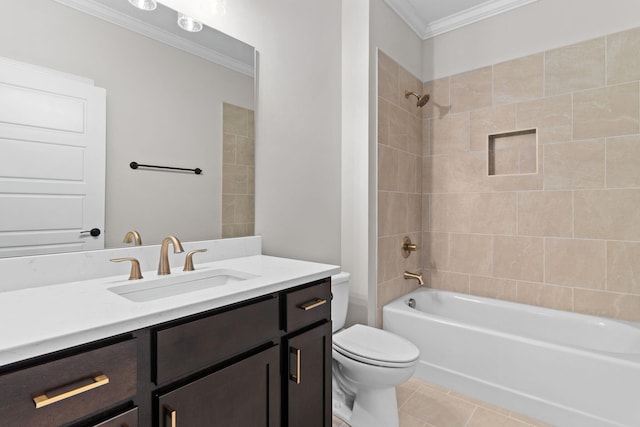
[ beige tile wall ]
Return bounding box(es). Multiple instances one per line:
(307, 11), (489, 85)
(378, 26), (640, 323)
(222, 103), (255, 238)
(421, 26), (640, 322)
(377, 51), (423, 324)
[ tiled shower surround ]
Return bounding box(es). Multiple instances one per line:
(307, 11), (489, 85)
(377, 50), (424, 323)
(222, 103), (255, 238)
(378, 26), (640, 323)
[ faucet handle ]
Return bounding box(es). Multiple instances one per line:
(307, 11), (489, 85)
(111, 257), (144, 280)
(401, 236), (418, 258)
(183, 249), (208, 271)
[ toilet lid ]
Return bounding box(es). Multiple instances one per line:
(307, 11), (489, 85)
(333, 324), (420, 368)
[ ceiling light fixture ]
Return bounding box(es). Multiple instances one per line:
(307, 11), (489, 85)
(212, 0), (227, 16)
(177, 13), (203, 32)
(127, 0), (157, 11)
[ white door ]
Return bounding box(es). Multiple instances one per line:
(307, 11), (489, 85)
(0, 57), (106, 257)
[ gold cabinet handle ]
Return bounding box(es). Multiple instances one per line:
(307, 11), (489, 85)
(298, 298), (327, 311)
(33, 374), (109, 408)
(164, 404), (177, 427)
(289, 347), (301, 384)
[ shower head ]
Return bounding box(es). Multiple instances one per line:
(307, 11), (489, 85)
(404, 90), (430, 108)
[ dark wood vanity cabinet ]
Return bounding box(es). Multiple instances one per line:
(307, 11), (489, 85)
(0, 278), (331, 427)
(0, 338), (137, 427)
(156, 346), (280, 426)
(93, 407), (139, 427)
(285, 322), (332, 427)
(153, 297), (280, 386)
(151, 295), (282, 427)
(282, 280), (333, 427)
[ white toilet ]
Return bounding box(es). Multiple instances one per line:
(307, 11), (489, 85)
(331, 272), (420, 427)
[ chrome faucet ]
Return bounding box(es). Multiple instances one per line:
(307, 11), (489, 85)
(123, 230), (142, 246)
(158, 235), (184, 275)
(404, 271), (425, 286)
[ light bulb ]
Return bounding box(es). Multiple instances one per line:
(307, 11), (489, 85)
(212, 0), (227, 16)
(177, 13), (203, 32)
(128, 0), (157, 11)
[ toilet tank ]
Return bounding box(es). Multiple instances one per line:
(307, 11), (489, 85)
(331, 272), (350, 333)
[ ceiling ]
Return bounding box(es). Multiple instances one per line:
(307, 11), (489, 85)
(58, 0), (540, 68)
(384, 0), (540, 40)
(54, 0), (254, 76)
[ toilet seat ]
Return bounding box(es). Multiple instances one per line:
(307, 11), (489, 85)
(333, 324), (419, 368)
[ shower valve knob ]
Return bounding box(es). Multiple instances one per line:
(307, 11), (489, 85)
(401, 236), (418, 258)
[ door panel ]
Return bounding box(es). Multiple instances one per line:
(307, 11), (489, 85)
(0, 137), (84, 180)
(0, 82), (86, 132)
(0, 56), (106, 257)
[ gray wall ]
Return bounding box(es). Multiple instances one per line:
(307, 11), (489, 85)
(160, 0), (343, 266)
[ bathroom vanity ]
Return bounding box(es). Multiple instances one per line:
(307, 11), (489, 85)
(0, 237), (338, 427)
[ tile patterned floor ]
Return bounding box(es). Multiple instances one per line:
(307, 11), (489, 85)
(332, 377), (553, 427)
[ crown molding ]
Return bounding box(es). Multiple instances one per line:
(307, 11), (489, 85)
(385, 0), (540, 40)
(423, 0), (540, 39)
(54, 0), (254, 77)
(383, 0), (430, 39)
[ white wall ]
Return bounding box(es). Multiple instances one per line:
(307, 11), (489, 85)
(0, 0), (253, 248)
(370, 0), (423, 78)
(422, 0), (640, 81)
(159, 0), (343, 265)
(341, 0), (370, 325)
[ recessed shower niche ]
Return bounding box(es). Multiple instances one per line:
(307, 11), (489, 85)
(488, 128), (537, 176)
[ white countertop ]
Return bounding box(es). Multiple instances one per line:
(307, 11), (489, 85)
(0, 255), (340, 366)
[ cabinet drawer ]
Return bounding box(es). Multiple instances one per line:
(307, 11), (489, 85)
(155, 296), (279, 385)
(0, 339), (137, 427)
(93, 407), (138, 427)
(285, 279), (331, 332)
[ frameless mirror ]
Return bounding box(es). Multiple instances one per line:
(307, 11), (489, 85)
(0, 0), (255, 257)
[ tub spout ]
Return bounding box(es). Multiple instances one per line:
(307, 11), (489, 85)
(404, 271), (425, 286)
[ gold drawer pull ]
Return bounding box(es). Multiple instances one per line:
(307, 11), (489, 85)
(33, 374), (109, 408)
(165, 404), (177, 427)
(298, 298), (327, 311)
(289, 347), (301, 384)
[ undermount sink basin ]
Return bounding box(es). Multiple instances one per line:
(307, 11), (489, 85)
(108, 268), (258, 302)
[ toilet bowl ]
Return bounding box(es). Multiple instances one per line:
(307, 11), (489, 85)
(331, 273), (419, 427)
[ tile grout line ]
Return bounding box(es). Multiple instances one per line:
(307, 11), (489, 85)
(397, 383), (420, 412)
(463, 405), (479, 427)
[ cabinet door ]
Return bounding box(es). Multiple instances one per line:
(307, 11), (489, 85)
(92, 407), (138, 426)
(156, 346), (280, 427)
(286, 322), (332, 427)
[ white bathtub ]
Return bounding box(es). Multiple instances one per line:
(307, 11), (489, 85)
(383, 288), (640, 427)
